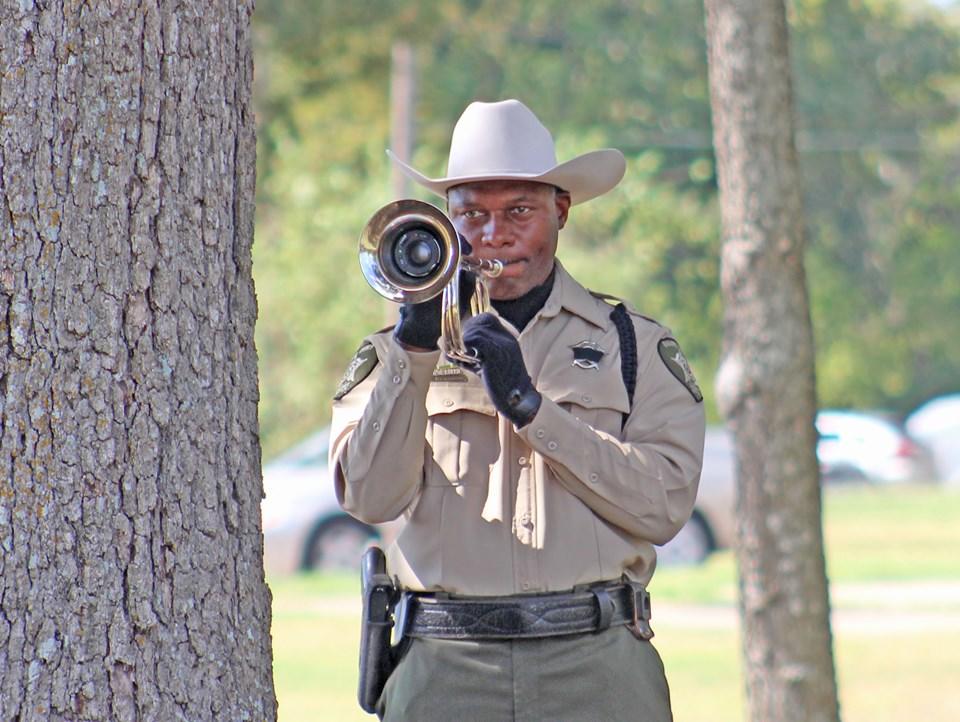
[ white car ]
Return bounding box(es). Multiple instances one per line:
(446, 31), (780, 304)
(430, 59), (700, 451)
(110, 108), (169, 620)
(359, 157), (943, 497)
(905, 394), (960, 483)
(816, 409), (938, 484)
(260, 428), (380, 576)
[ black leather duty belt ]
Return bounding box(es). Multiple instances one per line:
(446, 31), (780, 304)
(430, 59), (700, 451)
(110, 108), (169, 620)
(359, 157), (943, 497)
(395, 582), (653, 642)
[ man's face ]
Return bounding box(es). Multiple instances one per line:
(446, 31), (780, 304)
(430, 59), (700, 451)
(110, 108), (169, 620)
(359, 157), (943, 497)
(447, 181), (571, 300)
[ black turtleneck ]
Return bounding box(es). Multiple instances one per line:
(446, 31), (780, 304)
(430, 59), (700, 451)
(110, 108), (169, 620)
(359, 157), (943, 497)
(490, 266), (556, 332)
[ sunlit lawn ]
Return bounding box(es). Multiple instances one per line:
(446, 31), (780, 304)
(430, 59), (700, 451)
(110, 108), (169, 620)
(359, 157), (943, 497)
(270, 484), (960, 721)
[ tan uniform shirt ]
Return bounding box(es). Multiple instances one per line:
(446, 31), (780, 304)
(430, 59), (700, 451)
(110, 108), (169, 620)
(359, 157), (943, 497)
(330, 262), (705, 595)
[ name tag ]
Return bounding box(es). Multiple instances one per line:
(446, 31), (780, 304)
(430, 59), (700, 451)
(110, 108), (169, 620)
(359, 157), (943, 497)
(432, 362), (467, 383)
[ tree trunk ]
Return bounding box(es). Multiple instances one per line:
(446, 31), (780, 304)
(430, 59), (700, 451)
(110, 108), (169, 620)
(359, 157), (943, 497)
(0, 3), (276, 720)
(703, 1), (841, 720)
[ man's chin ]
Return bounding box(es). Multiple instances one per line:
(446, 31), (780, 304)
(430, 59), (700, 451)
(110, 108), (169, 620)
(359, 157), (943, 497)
(488, 282), (530, 301)
(487, 264), (553, 301)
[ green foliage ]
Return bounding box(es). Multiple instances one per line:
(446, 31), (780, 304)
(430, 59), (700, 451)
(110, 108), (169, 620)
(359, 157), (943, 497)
(792, 0), (960, 415)
(252, 0), (960, 457)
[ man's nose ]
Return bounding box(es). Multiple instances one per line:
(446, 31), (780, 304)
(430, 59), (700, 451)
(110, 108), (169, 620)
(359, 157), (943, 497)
(480, 214), (511, 247)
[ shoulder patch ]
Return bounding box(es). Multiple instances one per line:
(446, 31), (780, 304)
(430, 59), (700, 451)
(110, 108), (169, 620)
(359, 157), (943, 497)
(333, 342), (379, 400)
(657, 338), (703, 403)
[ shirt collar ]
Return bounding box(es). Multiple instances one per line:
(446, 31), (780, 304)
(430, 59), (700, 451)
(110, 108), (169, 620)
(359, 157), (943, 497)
(539, 260), (612, 330)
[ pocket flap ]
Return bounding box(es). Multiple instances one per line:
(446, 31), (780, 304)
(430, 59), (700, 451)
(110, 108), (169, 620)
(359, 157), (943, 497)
(538, 366), (630, 414)
(426, 375), (497, 416)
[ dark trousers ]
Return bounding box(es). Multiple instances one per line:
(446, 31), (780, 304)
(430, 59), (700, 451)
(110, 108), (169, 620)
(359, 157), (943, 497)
(378, 625), (673, 722)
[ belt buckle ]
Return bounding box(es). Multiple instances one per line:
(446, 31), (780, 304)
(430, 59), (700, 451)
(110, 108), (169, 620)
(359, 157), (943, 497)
(626, 585), (654, 641)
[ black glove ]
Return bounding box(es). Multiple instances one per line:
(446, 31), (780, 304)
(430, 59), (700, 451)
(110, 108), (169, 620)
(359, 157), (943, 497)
(394, 235), (476, 350)
(459, 313), (542, 428)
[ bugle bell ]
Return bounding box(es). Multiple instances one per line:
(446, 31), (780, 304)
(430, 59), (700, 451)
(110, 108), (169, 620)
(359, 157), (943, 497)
(358, 199), (503, 363)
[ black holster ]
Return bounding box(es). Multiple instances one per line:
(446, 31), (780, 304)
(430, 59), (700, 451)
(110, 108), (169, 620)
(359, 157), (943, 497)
(358, 545), (399, 714)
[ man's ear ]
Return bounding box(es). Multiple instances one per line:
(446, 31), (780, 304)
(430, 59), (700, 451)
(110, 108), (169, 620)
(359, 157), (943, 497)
(555, 190), (572, 229)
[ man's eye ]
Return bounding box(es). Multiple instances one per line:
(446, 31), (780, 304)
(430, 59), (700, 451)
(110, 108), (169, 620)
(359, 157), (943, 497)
(462, 210), (483, 219)
(513, 206), (532, 215)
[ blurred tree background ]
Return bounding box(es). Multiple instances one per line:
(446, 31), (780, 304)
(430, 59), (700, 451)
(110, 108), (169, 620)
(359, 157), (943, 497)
(251, 0), (960, 459)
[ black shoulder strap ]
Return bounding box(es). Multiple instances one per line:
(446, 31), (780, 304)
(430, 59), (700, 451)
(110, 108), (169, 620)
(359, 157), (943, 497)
(609, 303), (637, 430)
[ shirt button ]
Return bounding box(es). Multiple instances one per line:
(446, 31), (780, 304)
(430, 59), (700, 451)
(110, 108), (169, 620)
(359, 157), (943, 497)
(398, 360), (406, 369)
(547, 441), (558, 451)
(372, 421), (381, 432)
(589, 473), (599, 483)
(518, 456), (528, 467)
(535, 429), (545, 439)
(392, 375), (401, 384)
(582, 394), (592, 403)
(521, 582), (531, 591)
(443, 399), (454, 407)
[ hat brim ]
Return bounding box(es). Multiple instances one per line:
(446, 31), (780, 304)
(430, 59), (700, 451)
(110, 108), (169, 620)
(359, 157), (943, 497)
(386, 149), (626, 206)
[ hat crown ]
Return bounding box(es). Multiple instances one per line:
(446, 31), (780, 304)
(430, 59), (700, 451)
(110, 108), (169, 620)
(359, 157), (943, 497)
(387, 98), (626, 205)
(446, 100), (558, 178)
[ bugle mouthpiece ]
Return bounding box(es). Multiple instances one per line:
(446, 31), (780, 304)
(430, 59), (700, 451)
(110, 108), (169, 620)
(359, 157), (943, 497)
(464, 257), (504, 278)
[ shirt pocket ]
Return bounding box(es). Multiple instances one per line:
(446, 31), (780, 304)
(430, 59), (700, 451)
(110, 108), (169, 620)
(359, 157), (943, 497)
(424, 382), (497, 487)
(538, 366), (630, 437)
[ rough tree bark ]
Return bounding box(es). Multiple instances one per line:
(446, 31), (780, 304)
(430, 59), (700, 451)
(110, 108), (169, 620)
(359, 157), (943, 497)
(0, 3), (276, 720)
(703, 1), (841, 720)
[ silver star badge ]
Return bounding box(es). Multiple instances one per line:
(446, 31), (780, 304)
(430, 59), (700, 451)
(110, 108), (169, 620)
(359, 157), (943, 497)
(571, 341), (606, 370)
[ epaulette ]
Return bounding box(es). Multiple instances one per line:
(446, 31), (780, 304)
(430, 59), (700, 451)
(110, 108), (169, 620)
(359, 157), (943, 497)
(587, 290), (662, 327)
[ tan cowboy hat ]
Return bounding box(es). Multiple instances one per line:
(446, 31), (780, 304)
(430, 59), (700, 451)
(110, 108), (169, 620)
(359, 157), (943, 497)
(387, 99), (626, 206)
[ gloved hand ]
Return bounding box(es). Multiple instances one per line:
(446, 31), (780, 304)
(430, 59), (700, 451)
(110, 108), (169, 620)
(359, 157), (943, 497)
(459, 313), (542, 428)
(394, 236), (476, 351)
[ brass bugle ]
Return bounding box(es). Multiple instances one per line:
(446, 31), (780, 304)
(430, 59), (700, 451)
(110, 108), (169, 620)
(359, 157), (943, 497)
(358, 199), (503, 363)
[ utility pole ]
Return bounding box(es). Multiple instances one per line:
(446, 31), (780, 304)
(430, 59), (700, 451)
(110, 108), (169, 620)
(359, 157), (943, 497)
(385, 41), (417, 327)
(390, 41), (417, 199)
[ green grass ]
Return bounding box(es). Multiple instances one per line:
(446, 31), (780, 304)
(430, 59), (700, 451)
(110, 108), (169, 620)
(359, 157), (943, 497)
(269, 484), (960, 721)
(823, 484), (960, 581)
(655, 626), (746, 718)
(656, 625), (960, 722)
(648, 551), (738, 605)
(272, 569), (359, 597)
(648, 483), (960, 605)
(271, 607), (363, 721)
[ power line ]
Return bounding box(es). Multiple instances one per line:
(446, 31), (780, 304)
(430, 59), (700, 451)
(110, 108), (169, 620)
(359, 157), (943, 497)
(617, 129), (944, 153)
